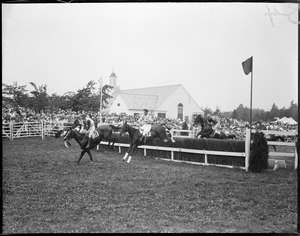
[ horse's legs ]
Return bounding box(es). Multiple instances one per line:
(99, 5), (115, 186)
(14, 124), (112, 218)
(123, 143), (134, 162)
(77, 149), (86, 163)
(110, 138), (116, 150)
(86, 148), (93, 162)
(127, 143), (137, 163)
(123, 144), (132, 161)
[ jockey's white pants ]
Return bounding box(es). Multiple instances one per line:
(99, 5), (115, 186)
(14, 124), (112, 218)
(87, 126), (96, 138)
(141, 124), (151, 136)
(80, 126), (95, 138)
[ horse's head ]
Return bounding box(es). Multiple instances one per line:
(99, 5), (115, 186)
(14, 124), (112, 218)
(55, 130), (63, 138)
(119, 120), (129, 138)
(194, 114), (207, 128)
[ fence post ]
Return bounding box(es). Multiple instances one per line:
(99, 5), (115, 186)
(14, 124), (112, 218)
(245, 128), (251, 171)
(204, 151), (208, 165)
(97, 144), (99, 151)
(119, 146), (121, 154)
(144, 148), (147, 156)
(41, 120), (45, 140)
(10, 122), (13, 140)
(171, 151), (174, 161)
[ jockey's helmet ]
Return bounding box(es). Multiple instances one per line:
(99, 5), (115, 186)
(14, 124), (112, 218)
(143, 109), (149, 113)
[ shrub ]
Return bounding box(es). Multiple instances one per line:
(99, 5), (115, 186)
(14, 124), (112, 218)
(249, 132), (269, 172)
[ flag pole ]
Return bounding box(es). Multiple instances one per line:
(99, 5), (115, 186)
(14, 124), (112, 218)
(249, 57), (253, 137)
(99, 76), (103, 125)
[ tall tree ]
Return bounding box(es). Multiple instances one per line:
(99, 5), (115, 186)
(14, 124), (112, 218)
(269, 103), (280, 120)
(28, 82), (49, 113)
(70, 80), (113, 112)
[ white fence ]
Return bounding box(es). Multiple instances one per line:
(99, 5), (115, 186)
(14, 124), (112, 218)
(3, 122), (297, 171)
(2, 121), (72, 140)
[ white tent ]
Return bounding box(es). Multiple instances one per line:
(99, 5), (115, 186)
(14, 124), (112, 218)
(277, 117), (297, 125)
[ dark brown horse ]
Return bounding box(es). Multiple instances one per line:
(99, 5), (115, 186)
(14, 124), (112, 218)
(63, 124), (120, 163)
(119, 121), (175, 163)
(194, 114), (227, 139)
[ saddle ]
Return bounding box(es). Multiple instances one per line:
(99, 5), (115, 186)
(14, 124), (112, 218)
(139, 128), (152, 137)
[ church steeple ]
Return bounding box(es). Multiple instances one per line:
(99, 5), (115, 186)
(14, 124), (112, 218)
(109, 67), (119, 91)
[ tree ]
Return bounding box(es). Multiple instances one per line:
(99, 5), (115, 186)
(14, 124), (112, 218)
(202, 107), (212, 116)
(269, 103), (280, 120)
(288, 100), (298, 121)
(28, 82), (49, 113)
(2, 82), (29, 108)
(47, 93), (71, 112)
(70, 81), (113, 112)
(213, 106), (221, 116)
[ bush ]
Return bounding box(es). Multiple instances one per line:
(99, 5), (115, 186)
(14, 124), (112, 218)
(249, 132), (269, 172)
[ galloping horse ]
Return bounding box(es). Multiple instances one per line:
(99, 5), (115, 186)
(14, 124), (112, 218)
(193, 114), (227, 139)
(119, 121), (176, 163)
(62, 124), (120, 163)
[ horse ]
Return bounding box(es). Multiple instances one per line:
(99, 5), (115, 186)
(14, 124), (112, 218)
(193, 114), (227, 139)
(54, 119), (81, 138)
(226, 133), (237, 139)
(119, 121), (176, 163)
(62, 124), (121, 163)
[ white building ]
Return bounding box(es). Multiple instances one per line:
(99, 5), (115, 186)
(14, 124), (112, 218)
(108, 84), (204, 122)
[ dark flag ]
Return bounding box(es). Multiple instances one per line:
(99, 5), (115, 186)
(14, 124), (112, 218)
(242, 56), (253, 75)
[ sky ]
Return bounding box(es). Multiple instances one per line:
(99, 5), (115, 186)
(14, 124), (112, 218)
(2, 2), (298, 112)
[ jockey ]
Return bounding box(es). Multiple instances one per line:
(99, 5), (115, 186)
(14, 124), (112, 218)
(81, 113), (95, 148)
(206, 114), (220, 136)
(137, 109), (153, 141)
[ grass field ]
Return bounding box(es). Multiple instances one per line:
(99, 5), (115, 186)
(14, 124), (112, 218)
(2, 137), (298, 233)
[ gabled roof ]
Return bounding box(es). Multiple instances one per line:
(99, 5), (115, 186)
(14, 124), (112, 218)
(117, 84), (181, 109)
(119, 94), (158, 110)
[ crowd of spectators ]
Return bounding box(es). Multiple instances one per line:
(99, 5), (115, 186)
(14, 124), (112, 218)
(2, 107), (298, 141)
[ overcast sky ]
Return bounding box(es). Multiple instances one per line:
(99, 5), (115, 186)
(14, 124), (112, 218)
(2, 2), (298, 112)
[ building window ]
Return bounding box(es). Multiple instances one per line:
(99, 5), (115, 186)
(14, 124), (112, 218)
(157, 113), (166, 119)
(177, 103), (183, 120)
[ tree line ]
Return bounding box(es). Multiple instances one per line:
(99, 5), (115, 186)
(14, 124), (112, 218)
(202, 101), (298, 122)
(2, 81), (298, 122)
(2, 81), (113, 114)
